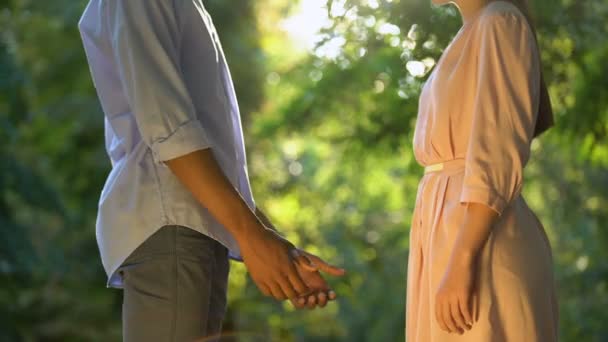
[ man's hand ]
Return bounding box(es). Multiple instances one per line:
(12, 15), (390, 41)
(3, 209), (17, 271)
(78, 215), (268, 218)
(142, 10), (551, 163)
(237, 228), (311, 300)
(290, 249), (346, 309)
(252, 207), (346, 307)
(165, 150), (313, 301)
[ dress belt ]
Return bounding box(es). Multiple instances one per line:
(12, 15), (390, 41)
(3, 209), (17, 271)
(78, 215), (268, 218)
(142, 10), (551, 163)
(424, 158), (466, 174)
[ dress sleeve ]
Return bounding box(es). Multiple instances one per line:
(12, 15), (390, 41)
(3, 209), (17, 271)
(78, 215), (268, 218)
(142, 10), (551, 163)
(459, 11), (540, 215)
(106, 0), (211, 163)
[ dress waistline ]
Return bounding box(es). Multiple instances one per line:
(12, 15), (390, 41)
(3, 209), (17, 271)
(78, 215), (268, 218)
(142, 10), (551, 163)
(424, 158), (465, 174)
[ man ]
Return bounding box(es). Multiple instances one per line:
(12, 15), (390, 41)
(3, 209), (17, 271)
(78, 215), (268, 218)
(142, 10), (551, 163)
(78, 0), (345, 340)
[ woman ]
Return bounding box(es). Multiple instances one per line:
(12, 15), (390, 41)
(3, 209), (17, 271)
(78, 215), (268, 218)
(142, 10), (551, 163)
(406, 0), (558, 341)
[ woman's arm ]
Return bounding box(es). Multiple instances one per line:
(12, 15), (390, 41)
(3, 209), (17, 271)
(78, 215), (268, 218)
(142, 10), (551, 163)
(435, 7), (541, 335)
(435, 203), (498, 335)
(451, 203), (498, 266)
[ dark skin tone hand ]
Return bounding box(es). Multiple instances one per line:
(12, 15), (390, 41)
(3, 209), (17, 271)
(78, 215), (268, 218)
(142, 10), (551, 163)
(290, 249), (346, 309)
(255, 208), (346, 309)
(165, 149), (345, 303)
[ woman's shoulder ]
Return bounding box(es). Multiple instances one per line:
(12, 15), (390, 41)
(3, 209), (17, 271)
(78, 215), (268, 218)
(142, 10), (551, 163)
(469, 0), (534, 42)
(478, 1), (527, 26)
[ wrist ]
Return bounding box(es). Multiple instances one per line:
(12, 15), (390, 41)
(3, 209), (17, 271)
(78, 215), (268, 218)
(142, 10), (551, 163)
(450, 246), (478, 266)
(232, 215), (267, 245)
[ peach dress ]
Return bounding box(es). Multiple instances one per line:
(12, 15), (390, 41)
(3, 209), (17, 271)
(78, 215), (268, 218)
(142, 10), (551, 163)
(406, 2), (558, 341)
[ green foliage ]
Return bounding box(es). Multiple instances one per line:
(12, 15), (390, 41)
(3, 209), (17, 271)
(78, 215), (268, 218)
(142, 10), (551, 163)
(0, 0), (606, 341)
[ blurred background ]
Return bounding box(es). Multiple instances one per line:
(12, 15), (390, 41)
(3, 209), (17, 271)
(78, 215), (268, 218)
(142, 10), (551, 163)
(1, 0), (607, 341)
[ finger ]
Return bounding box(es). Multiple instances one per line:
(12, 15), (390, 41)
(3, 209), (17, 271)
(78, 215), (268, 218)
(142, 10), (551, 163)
(291, 298), (306, 309)
(435, 297), (449, 332)
(269, 282), (287, 301)
(296, 257), (318, 272)
(460, 294), (473, 327)
(258, 283), (272, 297)
(286, 264), (310, 296)
(442, 300), (458, 333)
(450, 298), (466, 334)
(302, 252), (346, 276)
(306, 294), (317, 310)
(292, 249), (319, 272)
(317, 292), (328, 308)
(291, 250), (318, 272)
(328, 290), (337, 301)
(276, 276), (298, 299)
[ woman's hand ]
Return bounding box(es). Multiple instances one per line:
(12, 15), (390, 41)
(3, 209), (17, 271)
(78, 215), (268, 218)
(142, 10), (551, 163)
(435, 253), (478, 335)
(435, 202), (497, 334)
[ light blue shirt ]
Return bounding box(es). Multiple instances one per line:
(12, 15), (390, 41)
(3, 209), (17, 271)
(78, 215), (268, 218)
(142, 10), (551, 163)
(78, 0), (254, 287)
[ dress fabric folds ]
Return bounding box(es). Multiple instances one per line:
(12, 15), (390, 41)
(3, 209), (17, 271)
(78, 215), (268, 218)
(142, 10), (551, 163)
(405, 2), (558, 341)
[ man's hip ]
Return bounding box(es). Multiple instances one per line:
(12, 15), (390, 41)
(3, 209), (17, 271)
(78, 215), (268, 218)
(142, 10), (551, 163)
(117, 225), (230, 342)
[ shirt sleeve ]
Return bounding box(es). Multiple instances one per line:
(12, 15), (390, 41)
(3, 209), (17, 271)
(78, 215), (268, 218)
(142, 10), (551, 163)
(106, 0), (211, 163)
(459, 11), (540, 215)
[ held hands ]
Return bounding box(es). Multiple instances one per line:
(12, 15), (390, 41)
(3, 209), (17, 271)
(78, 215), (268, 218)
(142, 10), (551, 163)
(238, 227), (310, 300)
(246, 207), (346, 309)
(289, 249), (346, 309)
(238, 227), (345, 308)
(164, 151), (344, 308)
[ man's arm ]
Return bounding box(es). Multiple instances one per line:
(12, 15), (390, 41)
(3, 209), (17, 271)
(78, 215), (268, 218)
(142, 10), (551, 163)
(106, 0), (311, 300)
(255, 207), (274, 230)
(165, 149), (311, 300)
(166, 149), (261, 239)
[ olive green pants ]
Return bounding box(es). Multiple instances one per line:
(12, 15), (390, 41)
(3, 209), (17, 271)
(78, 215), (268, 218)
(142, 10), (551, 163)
(117, 226), (230, 342)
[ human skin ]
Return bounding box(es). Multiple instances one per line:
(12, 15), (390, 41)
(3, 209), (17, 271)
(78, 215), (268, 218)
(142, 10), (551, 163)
(435, 202), (498, 334)
(427, 0), (504, 335)
(165, 149), (345, 307)
(255, 207), (344, 309)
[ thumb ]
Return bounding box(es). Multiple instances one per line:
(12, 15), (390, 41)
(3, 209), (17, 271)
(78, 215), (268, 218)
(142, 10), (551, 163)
(301, 251), (346, 276)
(291, 249), (318, 272)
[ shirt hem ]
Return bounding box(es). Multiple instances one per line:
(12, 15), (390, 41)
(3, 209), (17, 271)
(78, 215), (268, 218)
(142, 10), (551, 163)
(104, 223), (241, 289)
